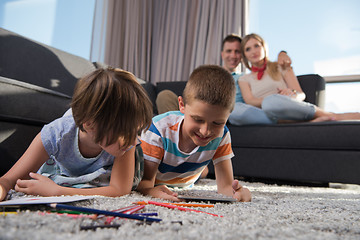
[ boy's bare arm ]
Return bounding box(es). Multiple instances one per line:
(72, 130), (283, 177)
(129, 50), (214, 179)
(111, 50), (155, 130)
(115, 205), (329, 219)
(0, 133), (49, 201)
(14, 146), (137, 198)
(136, 160), (179, 201)
(136, 160), (158, 195)
(214, 159), (251, 202)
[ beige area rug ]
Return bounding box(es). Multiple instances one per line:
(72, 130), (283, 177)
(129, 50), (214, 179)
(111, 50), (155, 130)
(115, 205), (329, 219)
(1, 179), (359, 240)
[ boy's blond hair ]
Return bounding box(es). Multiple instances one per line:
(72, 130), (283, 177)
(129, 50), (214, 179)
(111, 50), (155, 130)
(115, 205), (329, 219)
(183, 65), (235, 111)
(71, 67), (153, 147)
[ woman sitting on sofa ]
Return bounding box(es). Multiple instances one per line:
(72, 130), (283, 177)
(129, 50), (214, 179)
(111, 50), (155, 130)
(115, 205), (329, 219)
(229, 33), (360, 125)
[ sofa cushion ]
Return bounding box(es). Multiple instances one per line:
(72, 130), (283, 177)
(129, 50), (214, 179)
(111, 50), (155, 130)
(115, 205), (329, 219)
(228, 121), (360, 151)
(156, 81), (187, 96)
(0, 76), (71, 124)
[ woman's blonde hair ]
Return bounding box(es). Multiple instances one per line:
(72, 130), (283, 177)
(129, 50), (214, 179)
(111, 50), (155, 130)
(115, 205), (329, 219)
(71, 67), (153, 147)
(240, 33), (281, 81)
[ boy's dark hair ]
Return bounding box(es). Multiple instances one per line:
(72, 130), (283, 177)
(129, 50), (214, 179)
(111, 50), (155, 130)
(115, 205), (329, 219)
(71, 67), (153, 147)
(222, 34), (242, 50)
(183, 65), (235, 111)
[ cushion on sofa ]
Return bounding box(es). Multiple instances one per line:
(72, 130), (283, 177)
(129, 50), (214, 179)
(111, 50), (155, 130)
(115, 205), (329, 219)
(230, 146), (360, 184)
(228, 121), (360, 151)
(0, 76), (71, 124)
(156, 81), (187, 96)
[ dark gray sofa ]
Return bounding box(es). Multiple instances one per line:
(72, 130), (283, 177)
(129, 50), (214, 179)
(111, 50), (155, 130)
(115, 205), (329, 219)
(150, 77), (360, 185)
(1, 27), (360, 185)
(0, 27), (97, 174)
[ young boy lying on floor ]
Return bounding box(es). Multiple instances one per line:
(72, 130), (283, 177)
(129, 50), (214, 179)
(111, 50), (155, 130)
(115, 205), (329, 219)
(137, 65), (251, 202)
(0, 67), (153, 201)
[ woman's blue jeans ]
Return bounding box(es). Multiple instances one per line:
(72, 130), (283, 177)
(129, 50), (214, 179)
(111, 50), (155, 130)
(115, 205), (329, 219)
(228, 94), (316, 126)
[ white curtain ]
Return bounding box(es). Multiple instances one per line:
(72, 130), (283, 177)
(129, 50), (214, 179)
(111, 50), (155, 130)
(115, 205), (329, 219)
(99, 0), (245, 84)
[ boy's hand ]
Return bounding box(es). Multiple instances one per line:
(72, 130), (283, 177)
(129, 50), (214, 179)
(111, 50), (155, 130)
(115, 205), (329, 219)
(14, 172), (61, 197)
(232, 180), (251, 202)
(149, 185), (180, 202)
(0, 184), (7, 201)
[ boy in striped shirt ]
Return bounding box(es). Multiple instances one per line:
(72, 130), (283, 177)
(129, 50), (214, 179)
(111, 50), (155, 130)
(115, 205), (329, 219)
(137, 65), (251, 202)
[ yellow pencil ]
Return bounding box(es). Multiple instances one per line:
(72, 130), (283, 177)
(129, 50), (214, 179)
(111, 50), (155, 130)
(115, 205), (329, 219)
(0, 212), (18, 216)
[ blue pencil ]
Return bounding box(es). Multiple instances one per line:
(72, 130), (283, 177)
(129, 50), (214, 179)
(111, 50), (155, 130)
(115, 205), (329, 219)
(48, 203), (161, 222)
(133, 212), (158, 217)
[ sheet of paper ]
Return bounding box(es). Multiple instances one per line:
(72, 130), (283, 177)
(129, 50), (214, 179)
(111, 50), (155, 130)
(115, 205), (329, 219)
(0, 195), (95, 206)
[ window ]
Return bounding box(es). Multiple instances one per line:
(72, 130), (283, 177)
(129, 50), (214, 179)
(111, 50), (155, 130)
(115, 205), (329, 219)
(325, 82), (360, 113)
(248, 0), (360, 112)
(0, 0), (95, 60)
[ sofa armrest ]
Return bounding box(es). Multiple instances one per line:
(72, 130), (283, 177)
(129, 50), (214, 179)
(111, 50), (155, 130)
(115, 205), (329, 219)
(297, 74), (326, 108)
(141, 82), (158, 115)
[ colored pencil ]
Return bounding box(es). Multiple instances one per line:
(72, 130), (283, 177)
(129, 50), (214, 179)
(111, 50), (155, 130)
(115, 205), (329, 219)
(97, 204), (145, 219)
(51, 210), (94, 215)
(120, 205), (145, 214)
(134, 201), (214, 208)
(146, 200), (223, 217)
(39, 211), (96, 219)
(133, 212), (158, 217)
(48, 203), (161, 222)
(0, 212), (18, 216)
(103, 205), (145, 224)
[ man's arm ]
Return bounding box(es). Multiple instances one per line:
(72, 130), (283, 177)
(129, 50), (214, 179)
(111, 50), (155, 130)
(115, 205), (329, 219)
(277, 51), (292, 70)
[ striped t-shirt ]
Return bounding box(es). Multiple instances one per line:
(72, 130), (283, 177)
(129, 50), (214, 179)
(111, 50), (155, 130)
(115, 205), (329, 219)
(140, 111), (234, 188)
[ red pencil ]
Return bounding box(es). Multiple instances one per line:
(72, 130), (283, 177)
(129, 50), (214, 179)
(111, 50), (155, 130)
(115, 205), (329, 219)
(103, 205), (145, 224)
